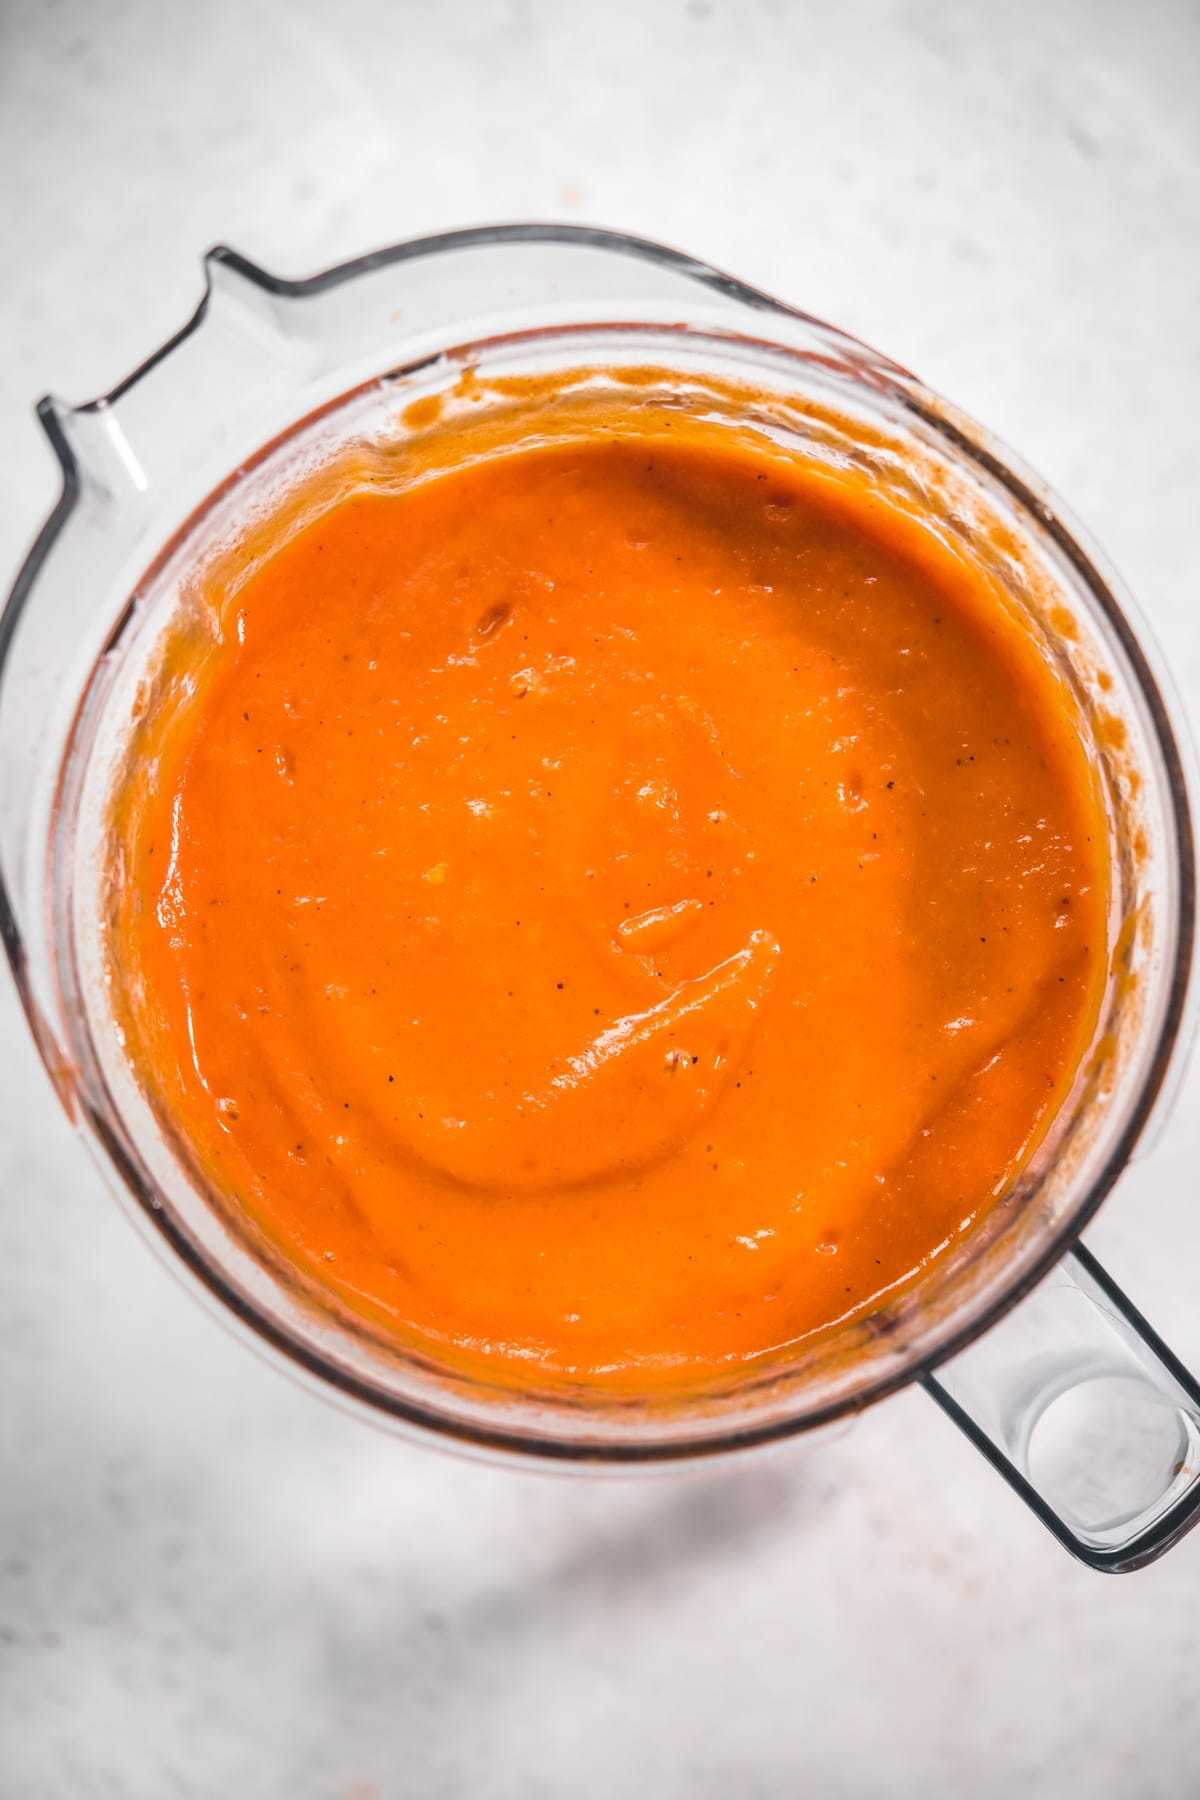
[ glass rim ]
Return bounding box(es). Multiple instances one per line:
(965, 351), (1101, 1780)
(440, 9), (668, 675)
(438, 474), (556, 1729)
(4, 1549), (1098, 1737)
(2, 222), (1195, 1463)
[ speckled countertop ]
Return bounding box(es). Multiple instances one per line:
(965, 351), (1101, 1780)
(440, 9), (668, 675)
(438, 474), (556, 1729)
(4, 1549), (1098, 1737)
(3, 2), (1200, 1794)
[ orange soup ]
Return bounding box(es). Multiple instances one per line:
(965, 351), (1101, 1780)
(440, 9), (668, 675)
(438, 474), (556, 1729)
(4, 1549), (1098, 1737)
(110, 397), (1108, 1382)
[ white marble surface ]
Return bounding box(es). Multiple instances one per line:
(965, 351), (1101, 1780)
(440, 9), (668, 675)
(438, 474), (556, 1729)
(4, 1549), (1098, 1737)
(3, 1), (1200, 1794)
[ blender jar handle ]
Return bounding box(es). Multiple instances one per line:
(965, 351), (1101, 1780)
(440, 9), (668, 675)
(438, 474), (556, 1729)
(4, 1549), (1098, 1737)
(923, 1243), (1200, 1572)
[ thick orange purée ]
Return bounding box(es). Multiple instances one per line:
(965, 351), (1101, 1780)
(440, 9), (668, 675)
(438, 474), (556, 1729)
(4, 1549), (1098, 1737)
(117, 427), (1107, 1379)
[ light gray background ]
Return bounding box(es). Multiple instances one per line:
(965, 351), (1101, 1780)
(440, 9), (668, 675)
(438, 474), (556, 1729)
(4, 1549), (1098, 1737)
(3, 2), (1200, 1795)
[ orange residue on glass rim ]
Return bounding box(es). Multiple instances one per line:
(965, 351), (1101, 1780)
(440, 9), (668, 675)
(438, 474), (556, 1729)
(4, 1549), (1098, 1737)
(106, 389), (1110, 1384)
